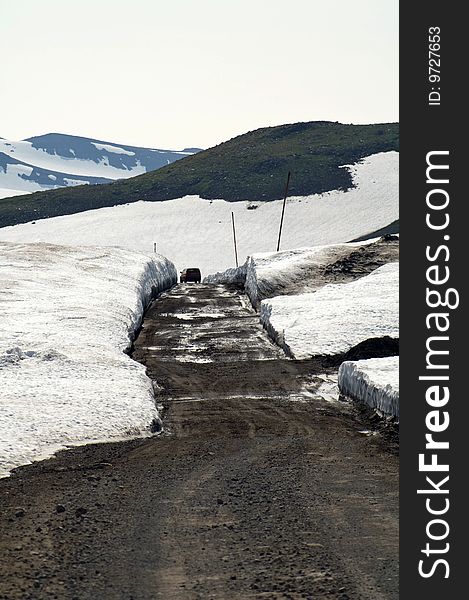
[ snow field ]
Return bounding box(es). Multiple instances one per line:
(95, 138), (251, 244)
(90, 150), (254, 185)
(0, 162), (46, 194)
(0, 152), (398, 275)
(338, 357), (399, 419)
(0, 242), (177, 477)
(259, 263), (399, 359)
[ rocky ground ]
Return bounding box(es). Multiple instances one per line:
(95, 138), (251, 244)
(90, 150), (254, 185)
(0, 284), (398, 599)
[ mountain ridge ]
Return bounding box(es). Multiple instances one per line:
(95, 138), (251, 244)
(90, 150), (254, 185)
(0, 121), (398, 228)
(24, 132), (200, 156)
(0, 133), (202, 198)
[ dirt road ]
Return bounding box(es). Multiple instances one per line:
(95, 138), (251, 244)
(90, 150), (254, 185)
(0, 284), (398, 600)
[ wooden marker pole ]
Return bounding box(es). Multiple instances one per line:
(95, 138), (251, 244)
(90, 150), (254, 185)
(231, 212), (239, 267)
(276, 171), (291, 252)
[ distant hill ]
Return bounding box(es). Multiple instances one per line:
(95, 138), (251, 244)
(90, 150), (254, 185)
(0, 122), (398, 228)
(0, 133), (201, 198)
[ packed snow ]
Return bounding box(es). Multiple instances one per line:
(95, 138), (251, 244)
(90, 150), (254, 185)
(206, 241), (377, 306)
(259, 263), (399, 358)
(0, 152), (398, 275)
(338, 357), (399, 418)
(0, 242), (177, 477)
(204, 263), (248, 287)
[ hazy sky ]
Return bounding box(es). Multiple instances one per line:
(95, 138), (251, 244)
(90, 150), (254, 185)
(1, 0), (398, 150)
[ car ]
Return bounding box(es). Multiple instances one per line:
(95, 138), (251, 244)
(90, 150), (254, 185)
(180, 268), (201, 283)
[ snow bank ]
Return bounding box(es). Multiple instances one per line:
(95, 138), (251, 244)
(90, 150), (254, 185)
(0, 152), (398, 274)
(204, 262), (247, 287)
(207, 238), (391, 306)
(0, 242), (177, 477)
(338, 357), (399, 418)
(259, 263), (399, 358)
(207, 242), (376, 307)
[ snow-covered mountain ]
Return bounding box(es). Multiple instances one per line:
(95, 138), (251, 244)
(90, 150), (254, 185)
(0, 133), (201, 198)
(0, 151), (399, 275)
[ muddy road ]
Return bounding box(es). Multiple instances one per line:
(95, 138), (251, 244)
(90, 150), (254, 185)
(0, 284), (398, 600)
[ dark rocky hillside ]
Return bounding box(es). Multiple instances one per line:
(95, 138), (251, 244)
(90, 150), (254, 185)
(0, 122), (398, 228)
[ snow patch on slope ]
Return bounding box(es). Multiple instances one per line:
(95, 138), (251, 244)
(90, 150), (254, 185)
(91, 142), (135, 156)
(0, 187), (31, 200)
(0, 139), (145, 180)
(0, 135), (200, 197)
(338, 356), (399, 418)
(0, 162), (45, 194)
(0, 242), (177, 477)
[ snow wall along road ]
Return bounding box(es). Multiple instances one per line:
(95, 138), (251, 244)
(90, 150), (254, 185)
(0, 242), (177, 477)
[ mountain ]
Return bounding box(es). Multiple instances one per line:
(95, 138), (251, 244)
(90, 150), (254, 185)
(0, 133), (201, 198)
(0, 122), (398, 228)
(0, 152), (398, 275)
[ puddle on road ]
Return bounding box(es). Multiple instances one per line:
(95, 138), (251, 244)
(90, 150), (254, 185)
(160, 312), (228, 320)
(167, 356), (213, 364)
(170, 393), (291, 403)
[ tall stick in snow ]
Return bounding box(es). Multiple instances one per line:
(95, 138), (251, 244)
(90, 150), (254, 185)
(231, 211), (239, 267)
(276, 171), (291, 252)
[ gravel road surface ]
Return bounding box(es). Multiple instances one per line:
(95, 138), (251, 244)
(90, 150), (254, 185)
(0, 284), (398, 599)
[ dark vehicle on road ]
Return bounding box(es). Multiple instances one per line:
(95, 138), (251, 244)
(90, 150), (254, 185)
(180, 268), (201, 283)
